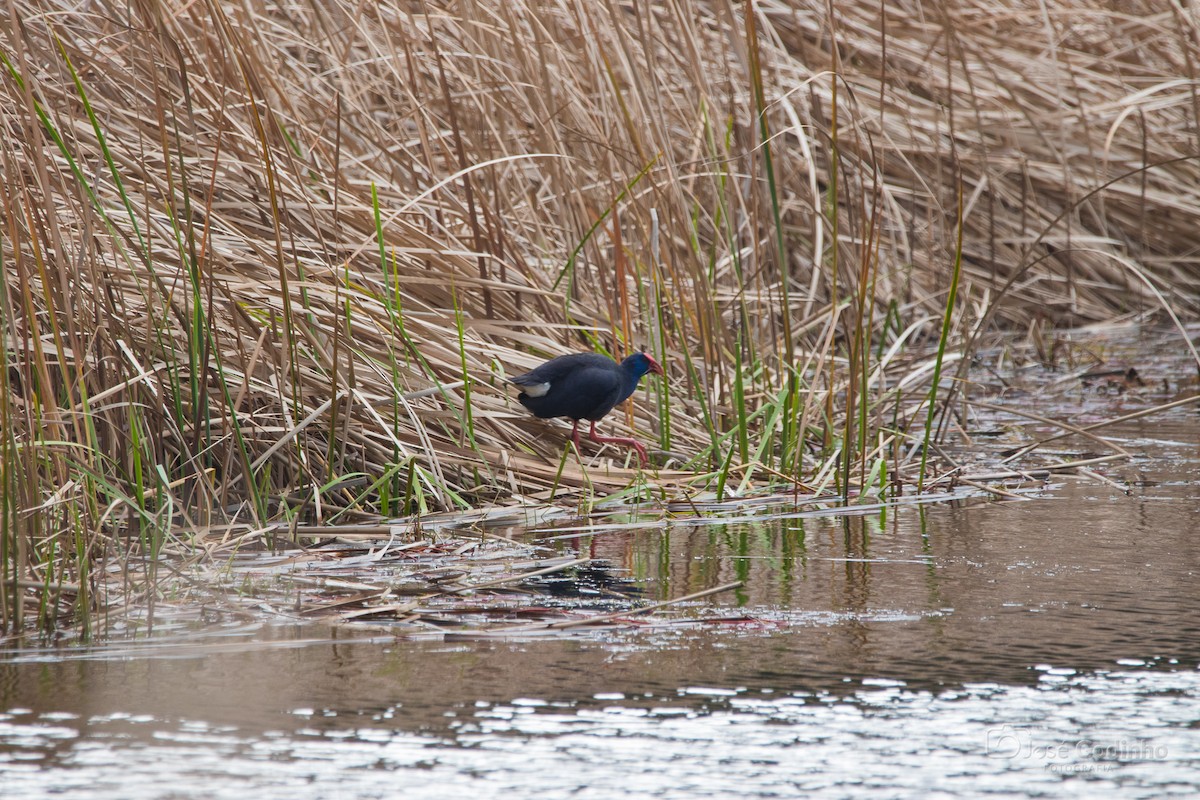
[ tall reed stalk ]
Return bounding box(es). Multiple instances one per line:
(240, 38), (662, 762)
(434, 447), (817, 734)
(1, 0), (1197, 633)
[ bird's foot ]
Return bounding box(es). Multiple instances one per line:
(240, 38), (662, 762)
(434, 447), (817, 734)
(587, 431), (651, 467)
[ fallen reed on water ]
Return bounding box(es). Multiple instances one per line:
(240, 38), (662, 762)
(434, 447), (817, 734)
(2, 0), (1198, 632)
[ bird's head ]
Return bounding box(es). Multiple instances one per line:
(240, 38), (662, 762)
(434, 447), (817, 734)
(623, 351), (664, 379)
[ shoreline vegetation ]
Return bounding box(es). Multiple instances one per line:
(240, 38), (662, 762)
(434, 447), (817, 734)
(2, 0), (1198, 633)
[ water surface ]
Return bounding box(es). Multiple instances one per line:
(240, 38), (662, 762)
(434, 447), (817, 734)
(3, 347), (1199, 798)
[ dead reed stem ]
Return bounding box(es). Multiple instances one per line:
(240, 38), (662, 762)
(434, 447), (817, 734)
(2, 0), (1198, 630)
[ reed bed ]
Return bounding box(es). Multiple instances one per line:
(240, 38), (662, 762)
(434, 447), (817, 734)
(2, 0), (1198, 633)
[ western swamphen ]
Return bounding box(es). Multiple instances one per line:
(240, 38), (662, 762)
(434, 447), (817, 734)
(510, 352), (663, 464)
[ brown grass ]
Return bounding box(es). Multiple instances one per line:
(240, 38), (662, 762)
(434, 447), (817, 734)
(2, 0), (1198, 629)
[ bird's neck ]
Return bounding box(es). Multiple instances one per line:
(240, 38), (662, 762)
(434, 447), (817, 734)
(619, 365), (644, 401)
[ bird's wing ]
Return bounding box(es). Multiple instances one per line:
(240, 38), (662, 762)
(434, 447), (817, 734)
(571, 364), (624, 418)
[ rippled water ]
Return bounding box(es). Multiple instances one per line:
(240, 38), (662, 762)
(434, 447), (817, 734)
(2, 667), (1195, 799)
(3, 343), (1199, 798)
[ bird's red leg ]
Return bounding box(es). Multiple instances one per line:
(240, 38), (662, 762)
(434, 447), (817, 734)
(587, 421), (649, 465)
(570, 420), (583, 454)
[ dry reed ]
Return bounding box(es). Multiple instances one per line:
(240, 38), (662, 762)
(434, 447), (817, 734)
(2, 0), (1197, 631)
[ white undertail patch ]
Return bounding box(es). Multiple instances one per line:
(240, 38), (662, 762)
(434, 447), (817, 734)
(522, 381), (551, 397)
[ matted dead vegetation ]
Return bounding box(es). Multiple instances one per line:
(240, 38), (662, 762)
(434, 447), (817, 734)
(2, 1), (1198, 631)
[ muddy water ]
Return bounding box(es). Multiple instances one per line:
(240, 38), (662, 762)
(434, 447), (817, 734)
(3, 419), (1199, 797)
